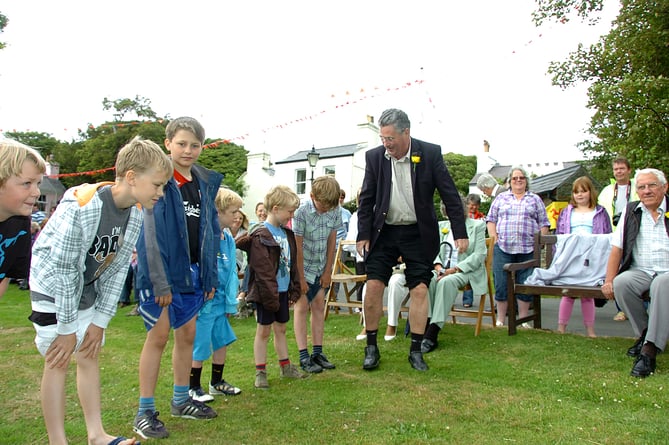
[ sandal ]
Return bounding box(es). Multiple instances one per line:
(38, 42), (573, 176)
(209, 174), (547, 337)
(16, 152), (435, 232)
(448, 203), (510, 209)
(614, 311), (627, 321)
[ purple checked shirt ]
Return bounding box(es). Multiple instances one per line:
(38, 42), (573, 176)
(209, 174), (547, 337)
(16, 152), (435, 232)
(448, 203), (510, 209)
(486, 191), (550, 254)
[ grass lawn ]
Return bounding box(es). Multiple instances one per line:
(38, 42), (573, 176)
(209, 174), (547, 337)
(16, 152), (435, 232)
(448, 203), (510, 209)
(1, 285), (667, 444)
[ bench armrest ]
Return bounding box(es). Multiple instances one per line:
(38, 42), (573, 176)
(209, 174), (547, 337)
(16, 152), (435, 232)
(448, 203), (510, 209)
(503, 259), (539, 273)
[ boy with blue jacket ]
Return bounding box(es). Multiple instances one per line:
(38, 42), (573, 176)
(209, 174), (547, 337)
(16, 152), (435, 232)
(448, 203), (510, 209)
(133, 117), (223, 440)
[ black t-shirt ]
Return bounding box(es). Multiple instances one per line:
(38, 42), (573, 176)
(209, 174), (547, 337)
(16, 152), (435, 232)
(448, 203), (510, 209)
(179, 177), (201, 263)
(0, 215), (31, 280)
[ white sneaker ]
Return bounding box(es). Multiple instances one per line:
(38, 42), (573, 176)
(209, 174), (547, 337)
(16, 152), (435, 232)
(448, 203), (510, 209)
(519, 322), (532, 329)
(495, 321), (504, 327)
(355, 334), (366, 341)
(188, 387), (214, 403)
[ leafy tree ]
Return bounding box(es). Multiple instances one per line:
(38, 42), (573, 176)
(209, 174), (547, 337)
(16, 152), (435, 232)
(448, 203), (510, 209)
(433, 152), (477, 215)
(534, 0), (669, 174)
(102, 96), (159, 121)
(198, 140), (248, 197)
(0, 13), (7, 50)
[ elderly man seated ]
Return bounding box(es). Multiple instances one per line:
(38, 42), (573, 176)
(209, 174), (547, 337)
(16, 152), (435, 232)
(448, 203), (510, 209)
(421, 201), (488, 353)
(602, 168), (669, 378)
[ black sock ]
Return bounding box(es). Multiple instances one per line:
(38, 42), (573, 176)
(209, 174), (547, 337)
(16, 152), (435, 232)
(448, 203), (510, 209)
(424, 323), (441, 342)
(211, 363), (224, 385)
(189, 367), (202, 389)
(642, 341), (658, 359)
(366, 329), (378, 346)
(410, 332), (424, 352)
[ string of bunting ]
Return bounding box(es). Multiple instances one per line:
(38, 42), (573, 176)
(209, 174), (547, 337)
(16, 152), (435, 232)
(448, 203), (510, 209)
(39, 78), (428, 177)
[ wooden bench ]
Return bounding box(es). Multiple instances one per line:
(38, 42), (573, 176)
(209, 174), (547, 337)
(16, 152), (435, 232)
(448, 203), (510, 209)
(503, 232), (608, 335)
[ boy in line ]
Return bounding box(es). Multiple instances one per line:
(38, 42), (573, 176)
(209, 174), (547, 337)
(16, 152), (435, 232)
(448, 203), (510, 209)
(133, 117), (223, 440)
(236, 185), (306, 389)
(293, 175), (342, 373)
(29, 137), (172, 445)
(189, 187), (243, 402)
(0, 139), (46, 299)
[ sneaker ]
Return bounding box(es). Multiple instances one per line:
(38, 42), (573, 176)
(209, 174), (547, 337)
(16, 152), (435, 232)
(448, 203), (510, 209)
(299, 356), (323, 373)
(189, 386), (214, 403)
(311, 352), (336, 369)
(133, 409), (169, 440)
(170, 397), (217, 419)
(280, 363), (308, 379)
(255, 370), (269, 389)
(209, 379), (241, 396)
(495, 321), (504, 327)
(519, 322), (532, 329)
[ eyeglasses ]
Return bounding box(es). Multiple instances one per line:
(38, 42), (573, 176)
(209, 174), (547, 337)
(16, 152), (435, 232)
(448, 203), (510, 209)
(636, 182), (660, 191)
(511, 176), (526, 181)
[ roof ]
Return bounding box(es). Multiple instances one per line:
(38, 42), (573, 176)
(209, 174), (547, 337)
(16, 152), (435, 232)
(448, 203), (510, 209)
(470, 165), (512, 185)
(275, 143), (360, 164)
(530, 164), (599, 197)
(39, 176), (66, 196)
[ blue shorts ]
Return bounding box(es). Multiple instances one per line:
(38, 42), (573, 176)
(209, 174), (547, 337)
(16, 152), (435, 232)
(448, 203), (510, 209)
(138, 264), (205, 330)
(256, 291), (290, 325)
(193, 301), (237, 361)
(306, 277), (328, 303)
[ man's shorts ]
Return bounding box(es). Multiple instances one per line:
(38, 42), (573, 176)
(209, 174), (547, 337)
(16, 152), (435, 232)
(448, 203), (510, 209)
(305, 277), (329, 303)
(32, 307), (102, 356)
(138, 263), (205, 330)
(256, 291), (290, 325)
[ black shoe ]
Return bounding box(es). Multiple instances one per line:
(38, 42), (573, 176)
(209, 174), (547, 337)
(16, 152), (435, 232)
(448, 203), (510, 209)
(18, 281), (29, 291)
(420, 338), (438, 354)
(362, 345), (380, 370)
(300, 356), (323, 373)
(630, 353), (656, 378)
(408, 351), (428, 371)
(627, 332), (646, 357)
(311, 352), (336, 370)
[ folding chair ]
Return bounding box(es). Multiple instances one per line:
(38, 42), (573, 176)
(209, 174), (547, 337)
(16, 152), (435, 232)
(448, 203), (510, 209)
(323, 240), (366, 320)
(448, 238), (497, 336)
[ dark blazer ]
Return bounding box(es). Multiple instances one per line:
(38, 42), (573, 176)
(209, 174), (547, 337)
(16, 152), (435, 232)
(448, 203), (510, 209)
(357, 138), (467, 261)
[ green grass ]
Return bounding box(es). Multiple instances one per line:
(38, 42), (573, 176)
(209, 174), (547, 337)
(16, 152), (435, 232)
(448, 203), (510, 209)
(1, 285), (668, 444)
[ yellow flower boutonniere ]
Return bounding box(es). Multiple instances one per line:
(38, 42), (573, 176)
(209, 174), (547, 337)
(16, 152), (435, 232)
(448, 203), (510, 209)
(411, 152), (421, 172)
(441, 226), (449, 235)
(665, 211), (669, 219)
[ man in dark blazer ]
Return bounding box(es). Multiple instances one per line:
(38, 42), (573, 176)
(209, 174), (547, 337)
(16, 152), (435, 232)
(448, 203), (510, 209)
(356, 108), (468, 371)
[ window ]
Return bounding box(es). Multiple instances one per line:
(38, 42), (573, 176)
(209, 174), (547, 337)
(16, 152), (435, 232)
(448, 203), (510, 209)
(295, 169), (307, 195)
(324, 165), (335, 176)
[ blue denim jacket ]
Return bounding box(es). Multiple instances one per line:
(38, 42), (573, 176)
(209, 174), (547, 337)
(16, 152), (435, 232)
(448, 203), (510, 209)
(135, 164), (224, 295)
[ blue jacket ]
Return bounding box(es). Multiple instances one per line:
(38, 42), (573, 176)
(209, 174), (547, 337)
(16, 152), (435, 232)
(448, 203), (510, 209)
(135, 164), (224, 295)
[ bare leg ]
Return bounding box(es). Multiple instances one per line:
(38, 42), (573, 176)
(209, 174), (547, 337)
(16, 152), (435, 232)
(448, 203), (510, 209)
(496, 301), (508, 326)
(254, 324), (271, 365)
(41, 361), (68, 445)
(364, 279), (385, 332)
(77, 354), (136, 445)
(173, 317), (197, 387)
(273, 322), (289, 359)
(310, 289), (325, 346)
(408, 283), (428, 335)
(138, 309), (170, 398)
(293, 296), (308, 350)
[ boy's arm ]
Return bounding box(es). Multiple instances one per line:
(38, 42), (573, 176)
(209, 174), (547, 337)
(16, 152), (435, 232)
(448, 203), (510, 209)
(295, 234), (308, 294)
(142, 208), (172, 306)
(0, 278), (8, 299)
(320, 229), (337, 288)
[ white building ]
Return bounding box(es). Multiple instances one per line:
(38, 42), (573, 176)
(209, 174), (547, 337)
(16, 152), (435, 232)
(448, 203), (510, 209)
(239, 117), (379, 219)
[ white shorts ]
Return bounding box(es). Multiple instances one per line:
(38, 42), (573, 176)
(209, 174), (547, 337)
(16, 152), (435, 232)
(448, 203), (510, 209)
(33, 307), (104, 356)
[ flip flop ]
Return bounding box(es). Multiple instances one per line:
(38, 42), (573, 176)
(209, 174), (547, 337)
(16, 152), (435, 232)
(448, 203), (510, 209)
(108, 437), (140, 445)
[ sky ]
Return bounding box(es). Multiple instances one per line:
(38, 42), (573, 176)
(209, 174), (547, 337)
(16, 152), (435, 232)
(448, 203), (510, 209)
(0, 0), (620, 166)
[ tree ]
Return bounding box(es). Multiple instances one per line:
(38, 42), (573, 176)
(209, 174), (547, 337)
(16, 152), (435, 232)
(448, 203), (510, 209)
(0, 13), (7, 50)
(433, 152), (477, 215)
(198, 140), (248, 197)
(534, 0), (669, 175)
(102, 96), (159, 121)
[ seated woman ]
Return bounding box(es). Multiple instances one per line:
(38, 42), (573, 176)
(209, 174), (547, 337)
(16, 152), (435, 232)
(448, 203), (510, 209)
(421, 200), (488, 353)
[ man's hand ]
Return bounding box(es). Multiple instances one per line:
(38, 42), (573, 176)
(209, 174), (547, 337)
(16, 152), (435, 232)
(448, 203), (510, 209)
(455, 238), (469, 254)
(356, 240), (370, 258)
(601, 282), (615, 300)
(45, 333), (77, 369)
(79, 324), (104, 359)
(320, 270), (332, 289)
(205, 288), (216, 301)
